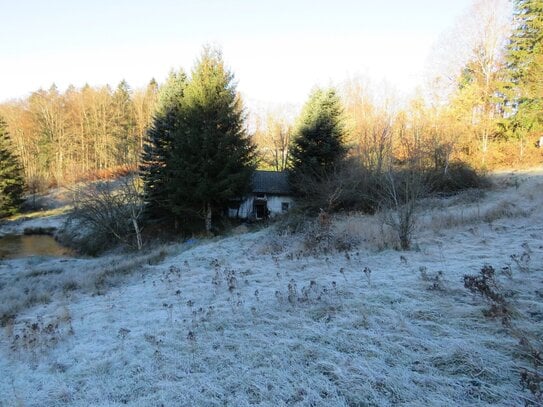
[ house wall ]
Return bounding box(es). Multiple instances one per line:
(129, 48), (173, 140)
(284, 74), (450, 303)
(229, 195), (294, 219)
(267, 195), (294, 216)
(236, 197), (254, 219)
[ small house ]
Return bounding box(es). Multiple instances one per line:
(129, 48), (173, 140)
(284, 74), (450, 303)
(229, 171), (294, 220)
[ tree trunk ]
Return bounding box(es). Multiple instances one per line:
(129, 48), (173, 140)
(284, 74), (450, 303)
(132, 218), (142, 251)
(205, 203), (213, 234)
(481, 128), (488, 166)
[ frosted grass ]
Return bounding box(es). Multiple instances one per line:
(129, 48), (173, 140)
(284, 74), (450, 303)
(1, 169), (542, 406)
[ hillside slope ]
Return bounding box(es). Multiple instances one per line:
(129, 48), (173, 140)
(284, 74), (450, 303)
(1, 169), (542, 406)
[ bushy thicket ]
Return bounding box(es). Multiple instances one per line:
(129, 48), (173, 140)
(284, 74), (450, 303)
(425, 162), (489, 196)
(287, 156), (487, 250)
(289, 159), (379, 214)
(291, 159), (487, 215)
(58, 177), (144, 255)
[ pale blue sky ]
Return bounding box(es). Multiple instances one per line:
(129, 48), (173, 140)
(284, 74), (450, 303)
(1, 0), (475, 106)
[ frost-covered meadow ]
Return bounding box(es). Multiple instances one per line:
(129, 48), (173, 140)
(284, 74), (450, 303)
(1, 169), (542, 406)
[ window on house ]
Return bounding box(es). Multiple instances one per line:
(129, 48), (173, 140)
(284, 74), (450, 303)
(281, 202), (289, 212)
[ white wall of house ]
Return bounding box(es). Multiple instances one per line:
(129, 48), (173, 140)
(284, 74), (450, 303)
(236, 197), (253, 219)
(266, 196), (294, 216)
(228, 195), (294, 219)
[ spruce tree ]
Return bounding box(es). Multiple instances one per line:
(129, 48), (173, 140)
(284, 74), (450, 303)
(140, 69), (187, 219)
(503, 0), (543, 139)
(140, 49), (256, 232)
(167, 48), (256, 233)
(0, 118), (25, 218)
(288, 88), (347, 190)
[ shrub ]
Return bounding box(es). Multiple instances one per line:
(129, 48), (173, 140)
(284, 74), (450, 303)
(287, 157), (487, 251)
(425, 162), (489, 196)
(520, 368), (543, 404)
(290, 158), (381, 215)
(59, 176), (144, 255)
(380, 169), (426, 250)
(464, 264), (543, 404)
(290, 160), (486, 217)
(463, 265), (510, 321)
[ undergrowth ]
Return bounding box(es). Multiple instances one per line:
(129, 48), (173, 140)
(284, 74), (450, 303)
(464, 264), (543, 405)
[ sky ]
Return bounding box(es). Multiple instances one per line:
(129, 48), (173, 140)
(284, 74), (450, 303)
(0, 0), (476, 108)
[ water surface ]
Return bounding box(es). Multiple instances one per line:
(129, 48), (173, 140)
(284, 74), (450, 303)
(0, 235), (73, 259)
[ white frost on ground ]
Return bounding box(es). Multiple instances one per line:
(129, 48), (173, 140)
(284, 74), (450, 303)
(1, 169), (542, 406)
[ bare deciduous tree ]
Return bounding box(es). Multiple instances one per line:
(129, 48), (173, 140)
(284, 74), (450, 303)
(64, 176), (144, 252)
(253, 106), (294, 171)
(427, 0), (511, 165)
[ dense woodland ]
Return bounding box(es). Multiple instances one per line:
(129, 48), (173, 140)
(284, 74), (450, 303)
(0, 80), (158, 188)
(0, 0), (542, 213)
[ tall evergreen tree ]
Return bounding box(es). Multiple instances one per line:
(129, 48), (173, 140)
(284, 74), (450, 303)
(0, 117), (25, 218)
(503, 0), (543, 142)
(288, 88), (347, 190)
(140, 49), (256, 232)
(140, 69), (187, 219)
(167, 48), (256, 233)
(155, 70), (187, 116)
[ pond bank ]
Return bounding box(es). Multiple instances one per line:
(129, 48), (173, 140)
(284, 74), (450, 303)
(0, 207), (73, 259)
(0, 211), (66, 238)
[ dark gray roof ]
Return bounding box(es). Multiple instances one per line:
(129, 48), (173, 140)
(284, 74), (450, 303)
(251, 171), (291, 195)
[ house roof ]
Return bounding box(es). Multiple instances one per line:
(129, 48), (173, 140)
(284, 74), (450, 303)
(251, 171), (291, 195)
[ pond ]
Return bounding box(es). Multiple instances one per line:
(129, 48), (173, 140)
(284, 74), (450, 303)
(0, 234), (74, 259)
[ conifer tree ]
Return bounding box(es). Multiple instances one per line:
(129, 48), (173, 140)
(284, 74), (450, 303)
(288, 88), (347, 191)
(140, 69), (187, 219)
(503, 0), (543, 140)
(167, 48), (256, 233)
(140, 49), (256, 232)
(0, 117), (25, 218)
